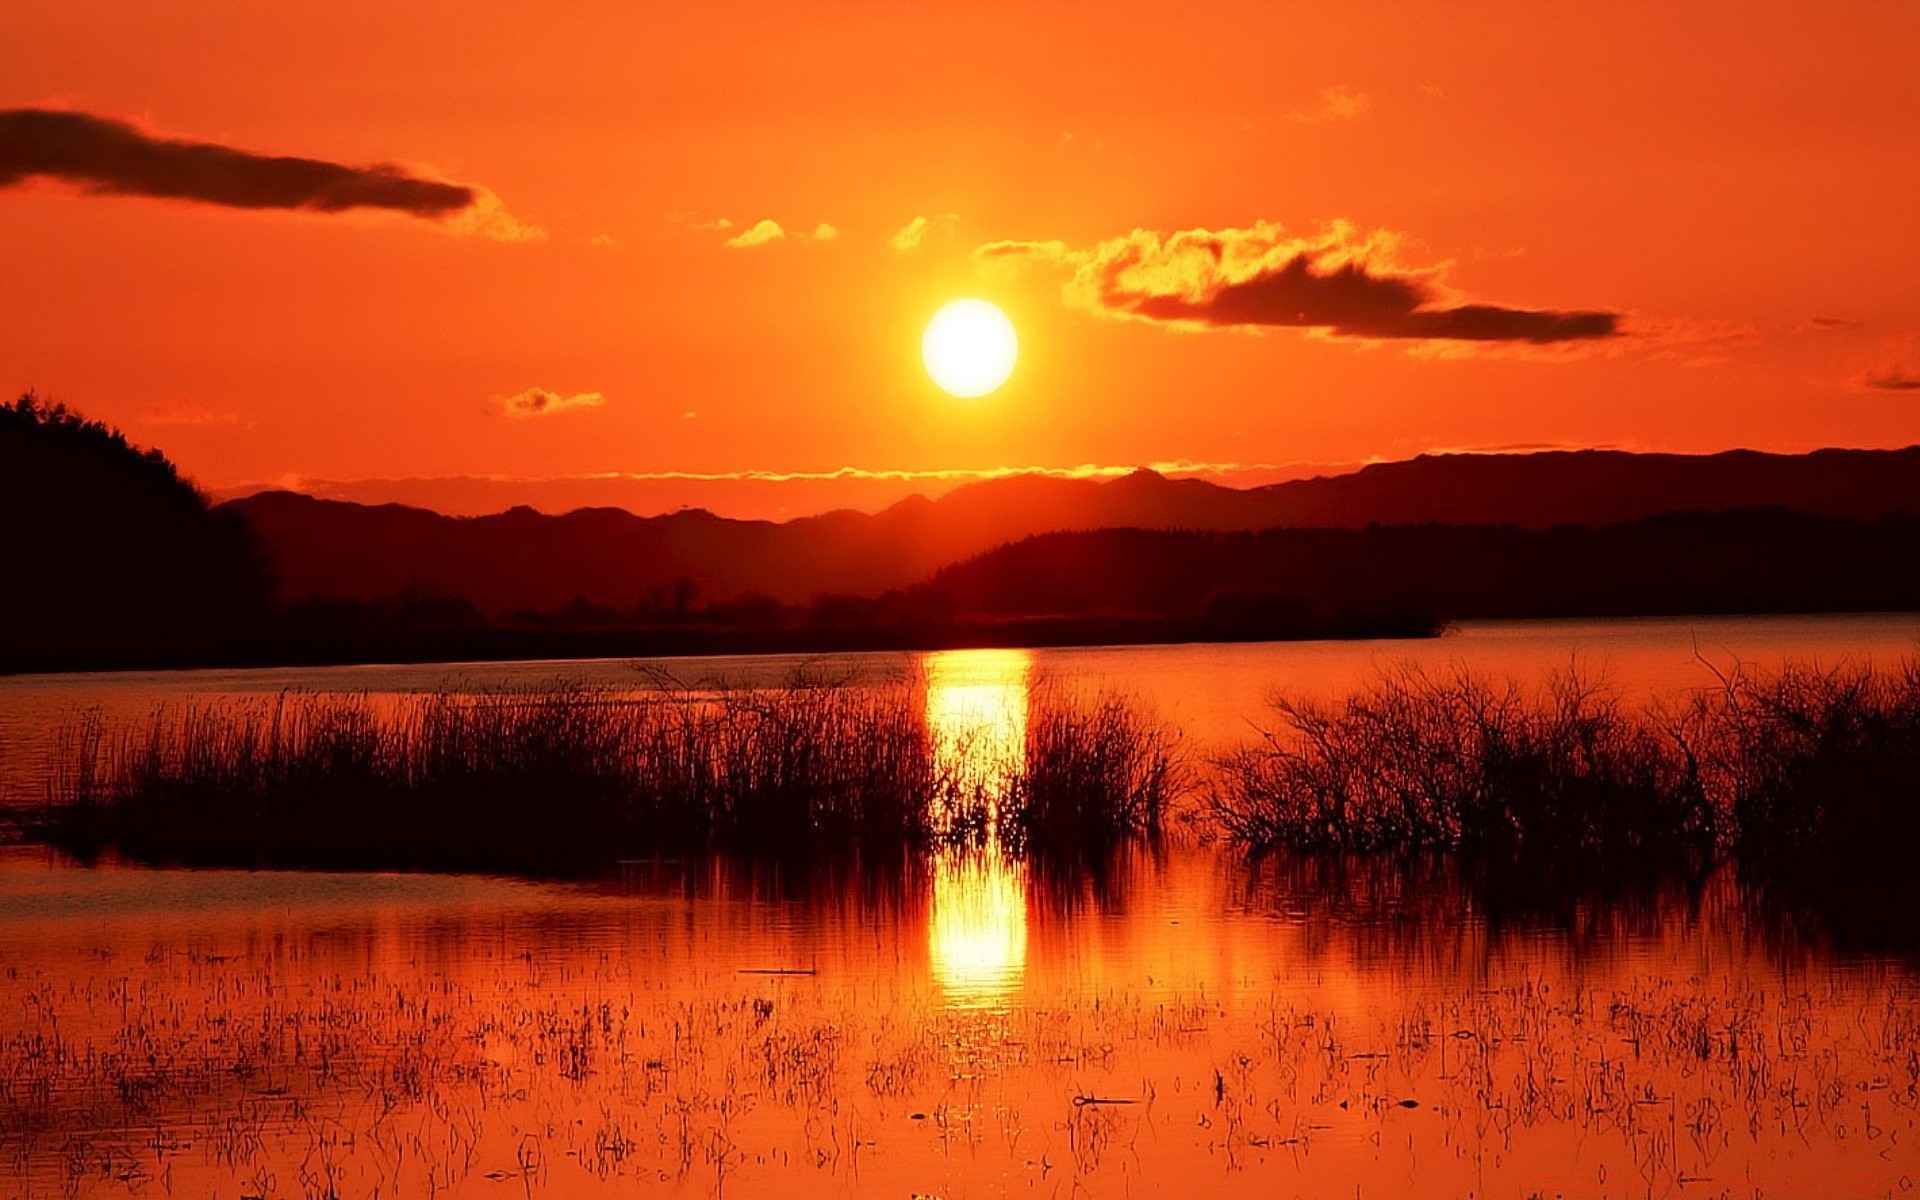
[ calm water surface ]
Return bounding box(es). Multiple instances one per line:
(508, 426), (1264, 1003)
(4, 613), (1918, 804)
(2, 615), (1918, 1197)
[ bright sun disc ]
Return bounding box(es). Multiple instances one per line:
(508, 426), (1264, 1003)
(923, 299), (1018, 398)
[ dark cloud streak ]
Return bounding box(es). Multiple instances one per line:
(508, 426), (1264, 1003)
(1125, 252), (1617, 343)
(0, 109), (475, 217)
(981, 223), (1621, 346)
(1865, 370), (1920, 391)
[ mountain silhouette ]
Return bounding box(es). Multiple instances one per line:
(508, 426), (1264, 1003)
(908, 510), (1920, 624)
(223, 446), (1920, 615)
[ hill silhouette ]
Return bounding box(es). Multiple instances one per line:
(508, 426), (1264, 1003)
(907, 510), (1920, 626)
(223, 446), (1920, 614)
(0, 394), (274, 672)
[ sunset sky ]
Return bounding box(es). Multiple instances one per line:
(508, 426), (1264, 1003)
(4, 0), (1918, 519)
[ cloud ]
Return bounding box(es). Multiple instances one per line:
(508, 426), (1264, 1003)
(1423, 439), (1638, 456)
(0, 109), (531, 236)
(1286, 86), (1371, 124)
(242, 458), (1329, 498)
(717, 217), (837, 247)
(1853, 335), (1920, 390)
(1864, 370), (1920, 391)
(1806, 316), (1865, 332)
(977, 219), (1619, 344)
(889, 212), (959, 252)
(443, 190), (544, 241)
(502, 388), (605, 418)
(724, 218), (785, 248)
(137, 401), (245, 427)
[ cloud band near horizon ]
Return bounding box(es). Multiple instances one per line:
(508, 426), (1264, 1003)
(259, 458), (1309, 492)
(977, 220), (1619, 344)
(503, 388), (604, 417)
(0, 108), (479, 220)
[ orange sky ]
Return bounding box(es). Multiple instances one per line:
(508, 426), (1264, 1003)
(3, 0), (1918, 519)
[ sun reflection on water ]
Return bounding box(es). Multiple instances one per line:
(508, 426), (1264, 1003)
(924, 648), (1031, 1007)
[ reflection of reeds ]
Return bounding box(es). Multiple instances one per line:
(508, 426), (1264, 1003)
(1211, 658), (1920, 873)
(42, 678), (1184, 874)
(4, 914), (1912, 1198)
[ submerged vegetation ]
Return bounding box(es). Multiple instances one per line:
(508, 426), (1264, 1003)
(1211, 665), (1711, 859)
(32, 654), (1920, 901)
(1210, 658), (1920, 878)
(7, 887), (1913, 1199)
(42, 675), (1179, 875)
(1009, 685), (1185, 855)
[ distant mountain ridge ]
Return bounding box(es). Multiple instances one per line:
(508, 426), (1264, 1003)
(221, 446), (1920, 615)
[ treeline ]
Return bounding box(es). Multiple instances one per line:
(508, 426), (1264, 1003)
(1, 394), (275, 671)
(910, 510), (1920, 624)
(247, 506), (1920, 667)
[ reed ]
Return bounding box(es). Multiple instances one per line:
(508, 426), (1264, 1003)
(1686, 658), (1920, 928)
(1008, 684), (1182, 853)
(43, 676), (1180, 874)
(1209, 665), (1712, 858)
(1689, 658), (1920, 853)
(1210, 657), (1920, 868)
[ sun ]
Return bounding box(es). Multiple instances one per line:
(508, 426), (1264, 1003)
(923, 299), (1018, 398)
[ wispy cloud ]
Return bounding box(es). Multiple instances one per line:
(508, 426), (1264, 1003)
(1285, 86), (1371, 124)
(1421, 439), (1639, 456)
(236, 454), (1596, 519)
(258, 459), (1320, 494)
(720, 217), (839, 248)
(137, 401), (245, 427)
(724, 218), (785, 248)
(889, 212), (959, 252)
(977, 219), (1619, 345)
(1854, 335), (1920, 391)
(443, 191), (544, 242)
(502, 388), (605, 418)
(1864, 369), (1920, 391)
(0, 108), (536, 237)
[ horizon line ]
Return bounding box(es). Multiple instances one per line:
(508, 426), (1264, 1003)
(197, 439), (1920, 523)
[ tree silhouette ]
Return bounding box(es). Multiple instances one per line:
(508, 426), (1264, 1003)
(0, 393), (275, 670)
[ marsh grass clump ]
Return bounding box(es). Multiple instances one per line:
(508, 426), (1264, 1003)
(1689, 659), (1920, 855)
(1210, 665), (1713, 860)
(1686, 659), (1920, 926)
(42, 675), (1180, 875)
(47, 680), (964, 874)
(1008, 685), (1183, 855)
(1212, 657), (1920, 874)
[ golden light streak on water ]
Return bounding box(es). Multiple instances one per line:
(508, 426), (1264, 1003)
(923, 648), (1031, 1007)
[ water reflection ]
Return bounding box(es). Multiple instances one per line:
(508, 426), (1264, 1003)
(924, 648), (1030, 1006)
(4, 843), (1917, 1197)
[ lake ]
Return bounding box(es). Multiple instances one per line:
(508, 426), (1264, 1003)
(2, 614), (1918, 1197)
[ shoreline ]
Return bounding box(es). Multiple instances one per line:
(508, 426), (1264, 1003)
(0, 612), (1439, 678)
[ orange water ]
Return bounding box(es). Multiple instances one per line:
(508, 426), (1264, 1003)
(3, 845), (1913, 1198)
(2, 623), (1918, 1197)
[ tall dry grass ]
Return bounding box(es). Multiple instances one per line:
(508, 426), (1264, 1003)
(1010, 684), (1183, 854)
(1210, 658), (1920, 872)
(1209, 665), (1712, 859)
(45, 677), (1179, 874)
